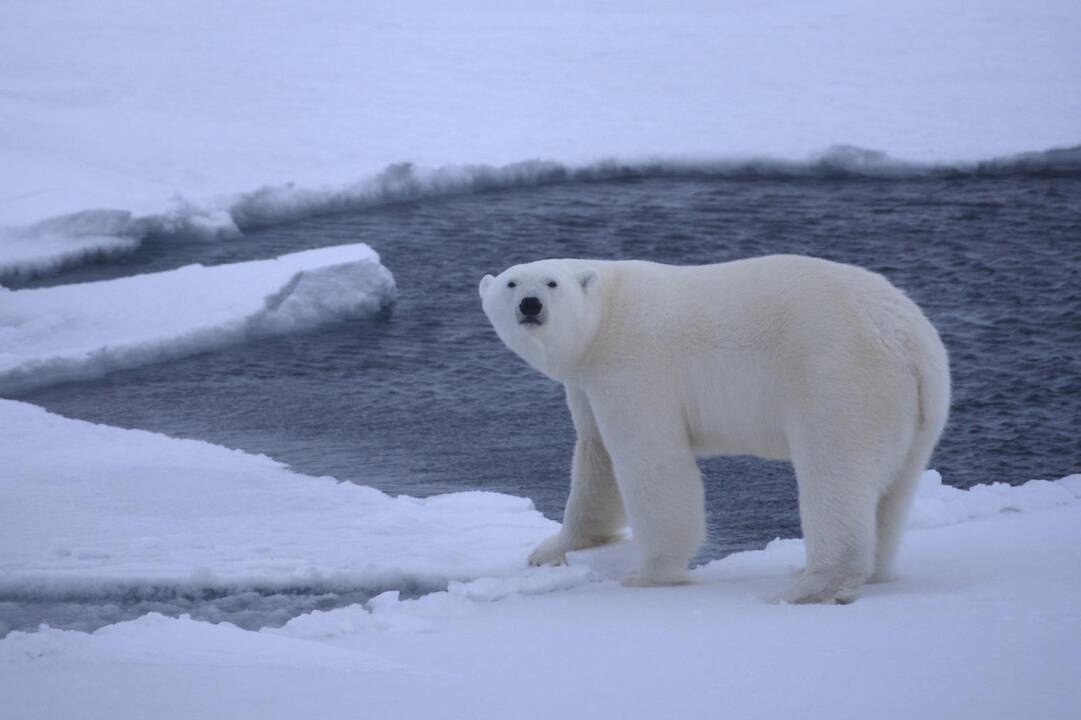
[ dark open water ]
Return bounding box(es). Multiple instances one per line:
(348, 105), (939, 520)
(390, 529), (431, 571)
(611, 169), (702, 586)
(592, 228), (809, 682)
(10, 174), (1081, 566)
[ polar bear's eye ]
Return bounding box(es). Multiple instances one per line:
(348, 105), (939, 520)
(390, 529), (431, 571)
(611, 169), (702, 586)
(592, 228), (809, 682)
(547, 281), (557, 288)
(507, 281), (516, 288)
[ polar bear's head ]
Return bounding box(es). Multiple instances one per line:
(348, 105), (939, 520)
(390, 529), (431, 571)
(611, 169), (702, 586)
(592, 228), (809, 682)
(479, 260), (601, 381)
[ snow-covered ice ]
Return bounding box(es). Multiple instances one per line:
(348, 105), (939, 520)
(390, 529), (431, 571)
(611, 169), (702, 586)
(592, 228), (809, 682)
(0, 244), (395, 394)
(0, 210), (140, 280)
(7, 146), (1080, 282)
(3, 396), (1074, 605)
(0, 407), (1075, 718)
(0, 400), (555, 601)
(1, 402), (1079, 718)
(2, 0), (1079, 275)
(909, 469), (1081, 529)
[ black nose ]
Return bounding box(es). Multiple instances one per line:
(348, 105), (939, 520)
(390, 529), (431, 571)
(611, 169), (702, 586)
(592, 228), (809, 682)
(519, 296), (543, 317)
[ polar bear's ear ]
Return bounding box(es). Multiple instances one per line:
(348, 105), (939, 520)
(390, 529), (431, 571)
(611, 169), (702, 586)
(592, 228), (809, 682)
(479, 274), (494, 299)
(577, 269), (597, 292)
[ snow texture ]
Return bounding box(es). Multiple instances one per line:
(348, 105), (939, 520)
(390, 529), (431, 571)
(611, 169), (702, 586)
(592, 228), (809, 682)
(0, 245), (396, 395)
(910, 469), (1081, 529)
(0, 410), (1078, 718)
(0, 400), (556, 603)
(2, 0), (1079, 277)
(0, 210), (140, 281)
(1, 396), (1079, 719)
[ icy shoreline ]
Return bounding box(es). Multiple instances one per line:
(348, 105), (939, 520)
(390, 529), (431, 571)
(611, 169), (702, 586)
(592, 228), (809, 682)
(4, 145), (1080, 282)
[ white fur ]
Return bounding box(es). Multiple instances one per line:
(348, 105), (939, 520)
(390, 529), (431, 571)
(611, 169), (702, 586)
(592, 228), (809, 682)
(479, 255), (949, 603)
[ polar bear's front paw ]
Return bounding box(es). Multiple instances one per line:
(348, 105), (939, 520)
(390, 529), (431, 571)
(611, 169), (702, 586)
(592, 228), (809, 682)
(528, 533), (570, 566)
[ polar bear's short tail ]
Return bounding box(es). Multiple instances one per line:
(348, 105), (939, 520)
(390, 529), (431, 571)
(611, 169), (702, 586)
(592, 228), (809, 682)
(871, 313), (950, 582)
(912, 317), (951, 440)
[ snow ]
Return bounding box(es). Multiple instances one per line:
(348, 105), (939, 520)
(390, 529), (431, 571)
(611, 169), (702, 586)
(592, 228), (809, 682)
(1, 402), (1079, 718)
(0, 210), (139, 280)
(0, 400), (555, 600)
(10, 395), (1069, 607)
(1, 612), (399, 672)
(0, 451), (1077, 716)
(2, 0), (1079, 274)
(908, 469), (1080, 529)
(0, 244), (395, 395)
(9, 149), (1081, 284)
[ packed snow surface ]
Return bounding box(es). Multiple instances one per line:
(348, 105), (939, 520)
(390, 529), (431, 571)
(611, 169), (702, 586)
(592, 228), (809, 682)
(1, 402), (1079, 718)
(0, 244), (395, 395)
(1, 0), (1079, 271)
(0, 400), (553, 599)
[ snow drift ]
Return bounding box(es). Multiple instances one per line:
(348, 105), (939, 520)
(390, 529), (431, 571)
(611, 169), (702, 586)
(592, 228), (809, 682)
(0, 245), (396, 395)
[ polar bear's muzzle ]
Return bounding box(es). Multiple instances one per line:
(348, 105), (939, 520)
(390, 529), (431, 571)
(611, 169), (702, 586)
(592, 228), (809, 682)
(518, 296), (544, 325)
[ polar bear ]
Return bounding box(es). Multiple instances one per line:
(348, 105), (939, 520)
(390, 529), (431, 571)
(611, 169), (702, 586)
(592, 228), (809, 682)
(479, 255), (949, 604)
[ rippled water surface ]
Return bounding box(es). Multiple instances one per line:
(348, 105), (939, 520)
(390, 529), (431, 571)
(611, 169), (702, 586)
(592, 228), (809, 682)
(14, 175), (1081, 560)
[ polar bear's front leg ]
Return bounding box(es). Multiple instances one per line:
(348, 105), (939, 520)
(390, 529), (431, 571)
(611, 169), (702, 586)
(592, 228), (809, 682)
(527, 439), (624, 566)
(528, 388), (626, 566)
(615, 446), (705, 587)
(593, 398), (705, 586)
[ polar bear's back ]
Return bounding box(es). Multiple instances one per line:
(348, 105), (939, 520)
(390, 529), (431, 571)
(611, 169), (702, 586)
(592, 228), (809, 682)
(601, 255), (938, 352)
(594, 254), (937, 361)
(583, 255), (948, 459)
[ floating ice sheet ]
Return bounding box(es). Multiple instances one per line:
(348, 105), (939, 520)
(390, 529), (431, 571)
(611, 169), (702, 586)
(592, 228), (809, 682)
(0, 244), (396, 394)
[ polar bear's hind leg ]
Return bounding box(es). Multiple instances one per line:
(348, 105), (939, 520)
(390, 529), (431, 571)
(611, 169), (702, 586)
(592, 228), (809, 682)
(870, 454), (925, 584)
(871, 385), (948, 582)
(785, 445), (884, 604)
(874, 331), (951, 583)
